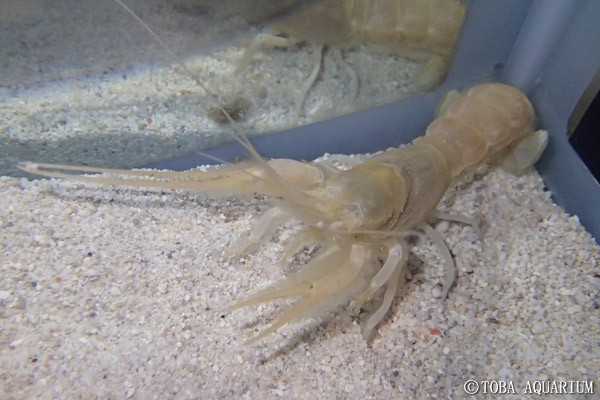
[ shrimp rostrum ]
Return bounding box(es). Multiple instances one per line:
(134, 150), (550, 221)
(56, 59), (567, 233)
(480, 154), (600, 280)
(20, 83), (548, 344)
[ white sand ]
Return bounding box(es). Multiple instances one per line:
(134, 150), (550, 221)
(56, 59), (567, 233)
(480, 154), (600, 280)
(1, 43), (420, 177)
(1, 1), (599, 398)
(1, 164), (599, 398)
(1, 0), (421, 177)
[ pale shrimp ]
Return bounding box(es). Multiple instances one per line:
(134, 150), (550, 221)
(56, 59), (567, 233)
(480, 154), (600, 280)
(236, 0), (467, 112)
(19, 82), (548, 344)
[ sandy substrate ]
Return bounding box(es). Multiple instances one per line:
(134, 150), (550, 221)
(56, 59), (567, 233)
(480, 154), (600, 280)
(1, 163), (599, 398)
(1, 43), (421, 177)
(1, 0), (422, 177)
(1, 1), (599, 399)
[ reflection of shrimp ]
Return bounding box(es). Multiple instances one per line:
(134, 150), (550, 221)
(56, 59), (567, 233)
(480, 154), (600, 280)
(20, 83), (548, 344)
(237, 0), (467, 102)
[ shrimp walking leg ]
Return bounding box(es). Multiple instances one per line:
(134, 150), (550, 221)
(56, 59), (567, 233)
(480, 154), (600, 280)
(234, 33), (300, 75)
(422, 223), (456, 299)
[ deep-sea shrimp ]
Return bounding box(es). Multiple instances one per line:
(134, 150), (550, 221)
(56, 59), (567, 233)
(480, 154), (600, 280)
(236, 0), (467, 113)
(19, 82), (548, 344)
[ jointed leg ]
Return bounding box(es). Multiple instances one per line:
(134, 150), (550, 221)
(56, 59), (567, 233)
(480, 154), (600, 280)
(431, 209), (482, 238)
(361, 260), (404, 340)
(356, 242), (409, 340)
(295, 44), (324, 118)
(352, 242), (406, 311)
(235, 33), (299, 74)
(227, 207), (289, 257)
(421, 223), (455, 298)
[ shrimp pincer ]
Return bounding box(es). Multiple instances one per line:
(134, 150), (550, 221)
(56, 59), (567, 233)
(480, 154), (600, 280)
(19, 83), (548, 344)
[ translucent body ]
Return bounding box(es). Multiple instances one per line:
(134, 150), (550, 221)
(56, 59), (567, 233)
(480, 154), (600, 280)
(20, 83), (548, 343)
(237, 0), (467, 92)
(269, 0), (466, 59)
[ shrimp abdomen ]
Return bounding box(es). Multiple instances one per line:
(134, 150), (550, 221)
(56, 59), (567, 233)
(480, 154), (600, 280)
(427, 83), (539, 174)
(351, 0), (465, 56)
